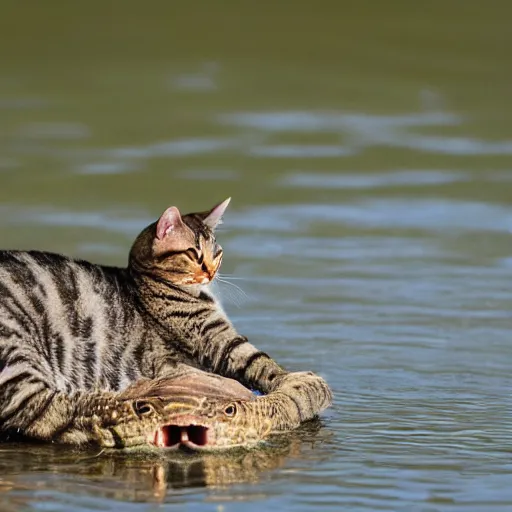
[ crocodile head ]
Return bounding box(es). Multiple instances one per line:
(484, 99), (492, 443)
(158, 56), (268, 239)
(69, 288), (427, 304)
(96, 374), (272, 450)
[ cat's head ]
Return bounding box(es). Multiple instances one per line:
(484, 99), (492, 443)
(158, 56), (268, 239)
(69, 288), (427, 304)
(129, 198), (230, 286)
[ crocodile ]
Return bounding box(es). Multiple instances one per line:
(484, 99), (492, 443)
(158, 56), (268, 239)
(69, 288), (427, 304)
(51, 373), (274, 450)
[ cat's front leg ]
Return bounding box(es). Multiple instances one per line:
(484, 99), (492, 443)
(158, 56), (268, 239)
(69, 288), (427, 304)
(217, 372), (332, 432)
(263, 371), (332, 429)
(186, 322), (332, 428)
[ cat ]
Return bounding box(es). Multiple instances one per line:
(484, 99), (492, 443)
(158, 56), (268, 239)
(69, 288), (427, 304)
(0, 198), (332, 443)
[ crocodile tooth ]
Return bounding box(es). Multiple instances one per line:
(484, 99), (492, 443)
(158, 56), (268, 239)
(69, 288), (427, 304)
(154, 428), (165, 448)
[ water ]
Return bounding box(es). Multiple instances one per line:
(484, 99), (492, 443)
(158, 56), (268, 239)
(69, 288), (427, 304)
(0, 1), (511, 510)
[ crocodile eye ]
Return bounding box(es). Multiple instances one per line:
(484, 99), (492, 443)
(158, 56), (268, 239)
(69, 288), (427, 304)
(224, 403), (237, 417)
(134, 401), (154, 417)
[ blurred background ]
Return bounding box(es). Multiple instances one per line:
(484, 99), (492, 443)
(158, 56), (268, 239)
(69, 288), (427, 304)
(0, 1), (512, 511)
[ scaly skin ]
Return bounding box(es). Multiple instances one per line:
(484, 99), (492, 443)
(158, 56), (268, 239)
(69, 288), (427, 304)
(54, 374), (274, 450)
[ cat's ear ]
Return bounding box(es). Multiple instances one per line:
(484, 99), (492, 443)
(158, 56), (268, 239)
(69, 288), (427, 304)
(203, 197), (231, 230)
(156, 206), (185, 240)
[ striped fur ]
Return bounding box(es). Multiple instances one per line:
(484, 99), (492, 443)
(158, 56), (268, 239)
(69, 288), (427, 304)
(0, 200), (331, 443)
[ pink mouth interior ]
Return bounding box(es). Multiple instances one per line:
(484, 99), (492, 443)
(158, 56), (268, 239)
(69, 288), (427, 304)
(153, 424), (210, 449)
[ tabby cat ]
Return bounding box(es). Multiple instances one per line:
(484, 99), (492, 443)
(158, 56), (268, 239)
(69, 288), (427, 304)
(0, 198), (331, 443)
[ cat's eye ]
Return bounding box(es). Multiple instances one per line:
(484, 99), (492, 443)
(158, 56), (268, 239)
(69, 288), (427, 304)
(185, 248), (200, 261)
(213, 244), (223, 259)
(134, 401), (154, 417)
(184, 248), (206, 265)
(224, 404), (237, 417)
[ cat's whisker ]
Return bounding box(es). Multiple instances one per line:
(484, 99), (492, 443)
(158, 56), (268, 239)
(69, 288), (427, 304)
(213, 277), (248, 308)
(215, 277), (248, 298)
(211, 280), (240, 307)
(216, 273), (250, 281)
(215, 288), (244, 308)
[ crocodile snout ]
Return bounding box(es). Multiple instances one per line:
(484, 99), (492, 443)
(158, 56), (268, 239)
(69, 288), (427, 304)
(152, 424), (210, 449)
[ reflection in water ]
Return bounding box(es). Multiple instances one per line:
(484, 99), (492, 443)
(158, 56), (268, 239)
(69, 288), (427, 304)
(0, 421), (327, 505)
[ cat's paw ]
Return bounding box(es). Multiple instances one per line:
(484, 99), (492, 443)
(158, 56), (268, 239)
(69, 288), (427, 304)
(275, 371), (332, 412)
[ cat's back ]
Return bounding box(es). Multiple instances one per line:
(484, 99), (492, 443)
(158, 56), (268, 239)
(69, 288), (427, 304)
(0, 249), (137, 340)
(0, 249), (126, 299)
(0, 249), (149, 392)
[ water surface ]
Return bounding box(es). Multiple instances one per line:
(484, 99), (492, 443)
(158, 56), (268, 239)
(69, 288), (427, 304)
(0, 2), (511, 510)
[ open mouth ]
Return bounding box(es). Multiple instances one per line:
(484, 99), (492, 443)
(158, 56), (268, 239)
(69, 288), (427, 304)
(152, 424), (210, 450)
